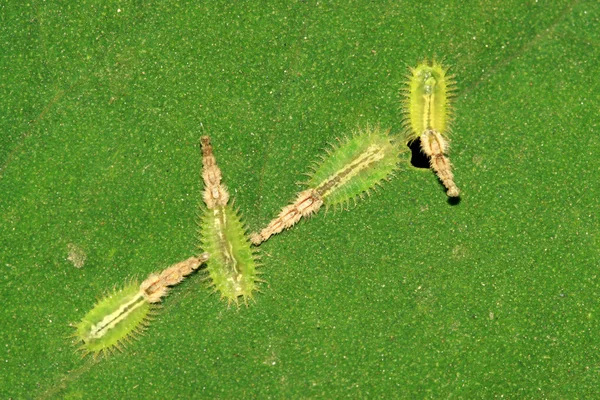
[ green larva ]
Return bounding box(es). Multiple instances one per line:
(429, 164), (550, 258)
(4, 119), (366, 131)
(198, 136), (260, 307)
(402, 59), (460, 197)
(74, 254), (208, 357)
(251, 125), (405, 245)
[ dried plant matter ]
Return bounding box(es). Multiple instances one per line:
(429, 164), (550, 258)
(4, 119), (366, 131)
(141, 254), (209, 303)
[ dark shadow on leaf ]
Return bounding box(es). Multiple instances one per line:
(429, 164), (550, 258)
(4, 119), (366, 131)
(447, 196), (461, 206)
(408, 140), (429, 169)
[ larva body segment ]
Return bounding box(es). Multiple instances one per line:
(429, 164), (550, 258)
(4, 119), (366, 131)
(74, 254), (209, 357)
(403, 60), (460, 197)
(199, 136), (259, 306)
(251, 125), (403, 245)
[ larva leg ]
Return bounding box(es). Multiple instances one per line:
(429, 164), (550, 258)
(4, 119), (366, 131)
(251, 189), (323, 245)
(420, 129), (459, 197)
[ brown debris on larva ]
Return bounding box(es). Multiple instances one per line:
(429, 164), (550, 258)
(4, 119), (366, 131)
(141, 253), (210, 303)
(250, 189), (323, 245)
(200, 136), (229, 208)
(419, 129), (459, 197)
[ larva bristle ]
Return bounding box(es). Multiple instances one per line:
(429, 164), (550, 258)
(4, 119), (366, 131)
(112, 341), (125, 354)
(199, 271), (213, 283)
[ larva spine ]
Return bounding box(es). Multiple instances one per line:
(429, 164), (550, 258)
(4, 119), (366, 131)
(403, 59), (460, 197)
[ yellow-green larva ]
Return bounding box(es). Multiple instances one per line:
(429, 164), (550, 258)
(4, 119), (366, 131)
(404, 60), (454, 142)
(308, 125), (401, 206)
(74, 255), (208, 357)
(251, 125), (405, 245)
(403, 59), (460, 197)
(198, 136), (260, 306)
(198, 206), (259, 306)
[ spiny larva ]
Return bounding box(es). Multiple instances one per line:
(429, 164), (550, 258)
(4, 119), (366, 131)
(198, 136), (261, 307)
(74, 254), (209, 358)
(251, 125), (406, 245)
(403, 59), (460, 197)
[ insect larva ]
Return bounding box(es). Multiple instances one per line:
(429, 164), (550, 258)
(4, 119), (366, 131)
(403, 59), (460, 197)
(251, 125), (404, 245)
(198, 136), (260, 307)
(74, 254), (209, 357)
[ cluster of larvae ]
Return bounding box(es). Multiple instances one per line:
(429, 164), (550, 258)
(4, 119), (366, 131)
(73, 59), (459, 358)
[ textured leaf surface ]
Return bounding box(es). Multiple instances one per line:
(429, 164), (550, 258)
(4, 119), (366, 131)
(1, 1), (599, 398)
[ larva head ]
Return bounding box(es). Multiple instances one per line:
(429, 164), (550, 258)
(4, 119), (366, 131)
(403, 60), (455, 143)
(74, 282), (150, 357)
(307, 125), (403, 208)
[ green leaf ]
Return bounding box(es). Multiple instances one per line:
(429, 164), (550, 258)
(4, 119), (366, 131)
(1, 1), (598, 398)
